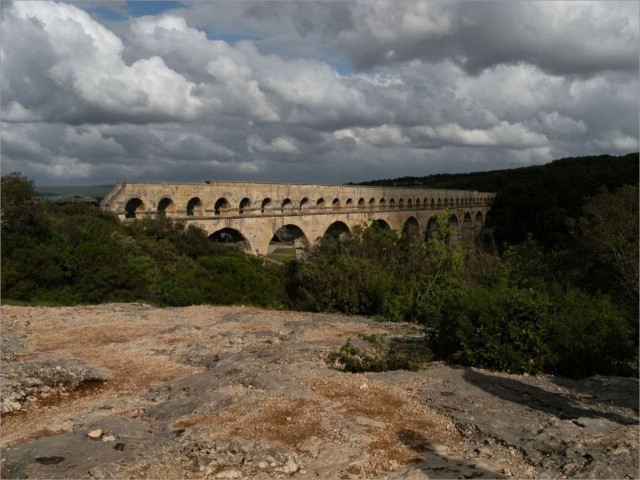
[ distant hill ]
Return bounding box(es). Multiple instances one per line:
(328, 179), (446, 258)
(356, 153), (638, 192)
(36, 185), (114, 202)
(359, 153), (639, 249)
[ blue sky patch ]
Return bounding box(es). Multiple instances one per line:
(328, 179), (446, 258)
(126, 1), (185, 17)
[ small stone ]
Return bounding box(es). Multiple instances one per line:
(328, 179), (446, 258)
(285, 457), (299, 473)
(355, 416), (386, 428)
(102, 435), (116, 442)
(430, 443), (450, 456)
(214, 469), (241, 479)
(475, 447), (492, 457)
(286, 417), (292, 422)
(87, 428), (103, 439)
(358, 383), (368, 390)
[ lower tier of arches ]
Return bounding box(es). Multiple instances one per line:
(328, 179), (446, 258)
(189, 208), (489, 255)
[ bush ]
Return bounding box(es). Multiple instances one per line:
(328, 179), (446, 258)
(428, 282), (636, 378)
(546, 287), (635, 378)
(430, 285), (552, 375)
(328, 334), (432, 373)
(287, 254), (394, 315)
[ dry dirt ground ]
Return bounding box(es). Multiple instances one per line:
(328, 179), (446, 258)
(1, 304), (638, 479)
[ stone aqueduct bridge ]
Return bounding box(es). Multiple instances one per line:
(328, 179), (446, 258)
(101, 181), (495, 255)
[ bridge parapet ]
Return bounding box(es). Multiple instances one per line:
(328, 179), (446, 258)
(101, 181), (495, 255)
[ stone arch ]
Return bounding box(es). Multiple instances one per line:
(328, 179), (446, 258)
(157, 197), (174, 217)
(398, 198), (404, 208)
(462, 212), (474, 242)
(125, 198), (145, 219)
(346, 198), (354, 208)
(475, 211), (484, 234)
(370, 219), (391, 231)
(209, 227), (251, 252)
(443, 198), (449, 207)
(379, 198), (386, 207)
(448, 214), (460, 245)
(300, 197), (311, 210)
(239, 197), (252, 214)
(214, 197), (230, 215)
(358, 198), (366, 209)
(415, 199), (420, 208)
(332, 198), (340, 210)
(389, 198), (396, 208)
(435, 198), (440, 208)
(323, 221), (351, 241)
(402, 216), (420, 239)
(282, 198), (293, 212)
(425, 216), (440, 240)
(271, 224), (309, 249)
(261, 197), (272, 214)
(407, 198), (413, 208)
(369, 197), (377, 207)
(188, 197), (204, 216)
(316, 198), (326, 209)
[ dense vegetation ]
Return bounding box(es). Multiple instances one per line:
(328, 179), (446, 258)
(1, 173), (284, 307)
(2, 153), (638, 379)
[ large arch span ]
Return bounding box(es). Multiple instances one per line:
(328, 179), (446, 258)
(101, 180), (495, 255)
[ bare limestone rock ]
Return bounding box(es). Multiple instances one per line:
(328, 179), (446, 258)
(1, 305), (637, 479)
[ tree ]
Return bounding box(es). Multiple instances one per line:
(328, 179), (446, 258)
(573, 185), (639, 321)
(1, 172), (48, 235)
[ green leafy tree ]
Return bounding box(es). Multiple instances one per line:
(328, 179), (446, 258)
(573, 185), (639, 319)
(1, 172), (49, 235)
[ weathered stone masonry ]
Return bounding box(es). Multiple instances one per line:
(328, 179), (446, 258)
(101, 181), (495, 255)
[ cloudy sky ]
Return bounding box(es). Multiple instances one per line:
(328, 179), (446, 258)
(1, 1), (638, 186)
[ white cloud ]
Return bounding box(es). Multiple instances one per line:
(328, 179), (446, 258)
(247, 135), (300, 154)
(414, 122), (549, 150)
(3, 3), (203, 123)
(335, 125), (409, 147)
(62, 126), (127, 156)
(588, 132), (639, 152)
(533, 112), (587, 136)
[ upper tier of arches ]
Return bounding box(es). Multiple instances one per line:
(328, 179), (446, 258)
(125, 193), (493, 218)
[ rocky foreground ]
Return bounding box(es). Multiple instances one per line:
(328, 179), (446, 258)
(1, 304), (638, 479)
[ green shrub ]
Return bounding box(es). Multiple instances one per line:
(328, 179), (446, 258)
(546, 287), (635, 378)
(328, 334), (432, 373)
(430, 285), (553, 375)
(428, 282), (636, 378)
(288, 254), (394, 315)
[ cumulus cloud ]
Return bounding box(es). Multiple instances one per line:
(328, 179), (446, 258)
(327, 1), (639, 76)
(0, 0), (637, 186)
(247, 135), (300, 154)
(2, 2), (204, 123)
(335, 125), (409, 147)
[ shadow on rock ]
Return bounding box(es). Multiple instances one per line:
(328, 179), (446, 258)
(463, 368), (637, 425)
(549, 375), (639, 413)
(396, 428), (503, 479)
